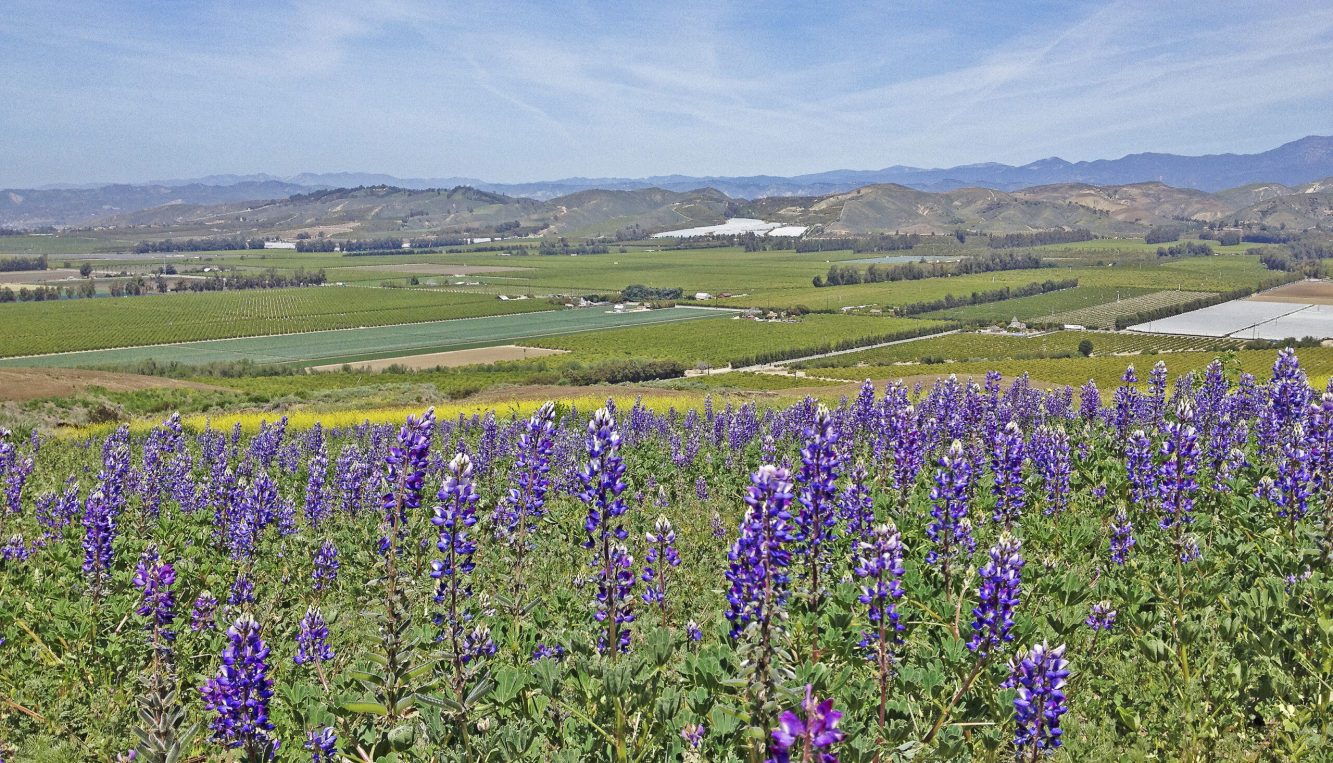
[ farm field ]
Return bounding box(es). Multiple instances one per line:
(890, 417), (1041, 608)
(521, 314), (953, 368)
(308, 345), (567, 372)
(920, 286), (1156, 323)
(0, 287), (554, 358)
(794, 330), (1244, 368)
(0, 305), (730, 369)
(1039, 289), (1215, 329)
(1, 347), (1329, 761)
(1250, 279), (1333, 304)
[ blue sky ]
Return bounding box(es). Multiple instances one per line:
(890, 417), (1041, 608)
(2, 0), (1330, 186)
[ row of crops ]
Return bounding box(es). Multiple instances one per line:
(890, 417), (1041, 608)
(0, 288), (550, 358)
(1039, 290), (1215, 329)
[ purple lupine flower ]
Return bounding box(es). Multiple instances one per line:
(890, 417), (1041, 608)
(838, 463), (874, 542)
(1269, 348), (1311, 435)
(1125, 429), (1156, 509)
(81, 490), (116, 596)
(968, 535), (1023, 658)
(768, 684), (845, 763)
(531, 643), (566, 662)
(925, 440), (976, 587)
(200, 614), (276, 759)
(695, 475), (709, 502)
(132, 547), (176, 646)
(1112, 364), (1139, 439)
(991, 421), (1026, 528)
(885, 402), (924, 500)
(1258, 437), (1313, 523)
(795, 405), (842, 613)
(312, 539), (339, 593)
(681, 723), (706, 750)
(1008, 642), (1070, 755)
(1109, 509), (1135, 565)
(381, 408), (435, 548)
(1031, 425), (1071, 516)
(1146, 361), (1169, 424)
(190, 594), (219, 632)
(432, 452), (482, 665)
(305, 727), (337, 763)
(294, 607), (333, 666)
(641, 516), (680, 607)
(1078, 380), (1101, 421)
(855, 522), (906, 679)
(303, 438), (331, 529)
(461, 624), (497, 664)
(710, 511), (727, 539)
(1158, 404), (1201, 558)
(686, 620), (703, 642)
(1086, 601), (1116, 632)
(725, 465), (797, 639)
(580, 407), (635, 655)
(228, 574), (254, 608)
(495, 402), (556, 541)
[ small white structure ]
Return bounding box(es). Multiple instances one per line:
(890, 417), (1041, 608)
(264, 241), (297, 250)
(694, 292), (713, 300)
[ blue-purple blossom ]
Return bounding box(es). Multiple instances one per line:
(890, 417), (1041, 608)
(1109, 509), (1135, 565)
(494, 402), (555, 543)
(531, 643), (566, 662)
(294, 607), (333, 666)
(641, 516), (680, 607)
(190, 594), (219, 632)
(925, 440), (976, 585)
(81, 490), (116, 595)
(681, 723), (706, 750)
(580, 407), (635, 655)
(1086, 601), (1116, 632)
(1158, 404), (1201, 563)
(312, 539), (339, 593)
(432, 452), (482, 663)
(1031, 425), (1071, 516)
(795, 407), (842, 606)
(968, 535), (1023, 658)
(838, 463), (874, 542)
(305, 727), (337, 763)
(381, 408), (435, 548)
(991, 421), (1026, 528)
(1125, 430), (1156, 509)
(767, 684), (845, 763)
(200, 614), (276, 759)
(132, 546), (176, 645)
(725, 465), (797, 639)
(854, 522), (905, 657)
(1008, 642), (1070, 754)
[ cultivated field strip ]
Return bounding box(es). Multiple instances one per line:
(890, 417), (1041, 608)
(0, 306), (732, 368)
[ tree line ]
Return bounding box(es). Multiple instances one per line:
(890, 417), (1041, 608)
(987, 229), (1092, 248)
(896, 278), (1078, 317)
(0, 268), (326, 304)
(134, 238), (266, 253)
(620, 284), (683, 301)
(814, 251), (1044, 287)
(795, 234), (922, 253)
(0, 254), (47, 271)
(1156, 241), (1213, 257)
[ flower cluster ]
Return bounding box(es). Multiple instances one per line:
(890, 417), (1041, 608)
(925, 440), (976, 582)
(432, 452), (481, 652)
(381, 408), (435, 548)
(294, 607), (333, 666)
(968, 535), (1023, 658)
(580, 407), (635, 655)
(641, 516), (680, 606)
(725, 465), (798, 639)
(991, 421), (1026, 528)
(312, 539), (339, 593)
(200, 614), (276, 758)
(854, 522), (906, 656)
(132, 546), (176, 645)
(1008, 642), (1070, 754)
(1086, 601), (1116, 632)
(767, 684), (845, 763)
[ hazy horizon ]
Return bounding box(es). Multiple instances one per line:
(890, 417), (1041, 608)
(3, 0), (1331, 188)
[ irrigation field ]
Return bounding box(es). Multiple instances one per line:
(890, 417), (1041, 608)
(1129, 300), (1333, 340)
(0, 287), (552, 357)
(0, 306), (732, 369)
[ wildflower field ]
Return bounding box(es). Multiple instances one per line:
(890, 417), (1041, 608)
(0, 349), (1330, 761)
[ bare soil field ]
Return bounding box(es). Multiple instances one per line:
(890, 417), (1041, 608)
(0, 368), (229, 402)
(1250, 280), (1333, 305)
(308, 344), (566, 372)
(0, 268), (81, 286)
(356, 263), (530, 276)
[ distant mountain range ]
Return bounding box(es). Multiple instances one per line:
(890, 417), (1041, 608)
(2, 135), (1331, 229)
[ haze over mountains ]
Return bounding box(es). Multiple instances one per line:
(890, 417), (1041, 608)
(3, 135), (1331, 232)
